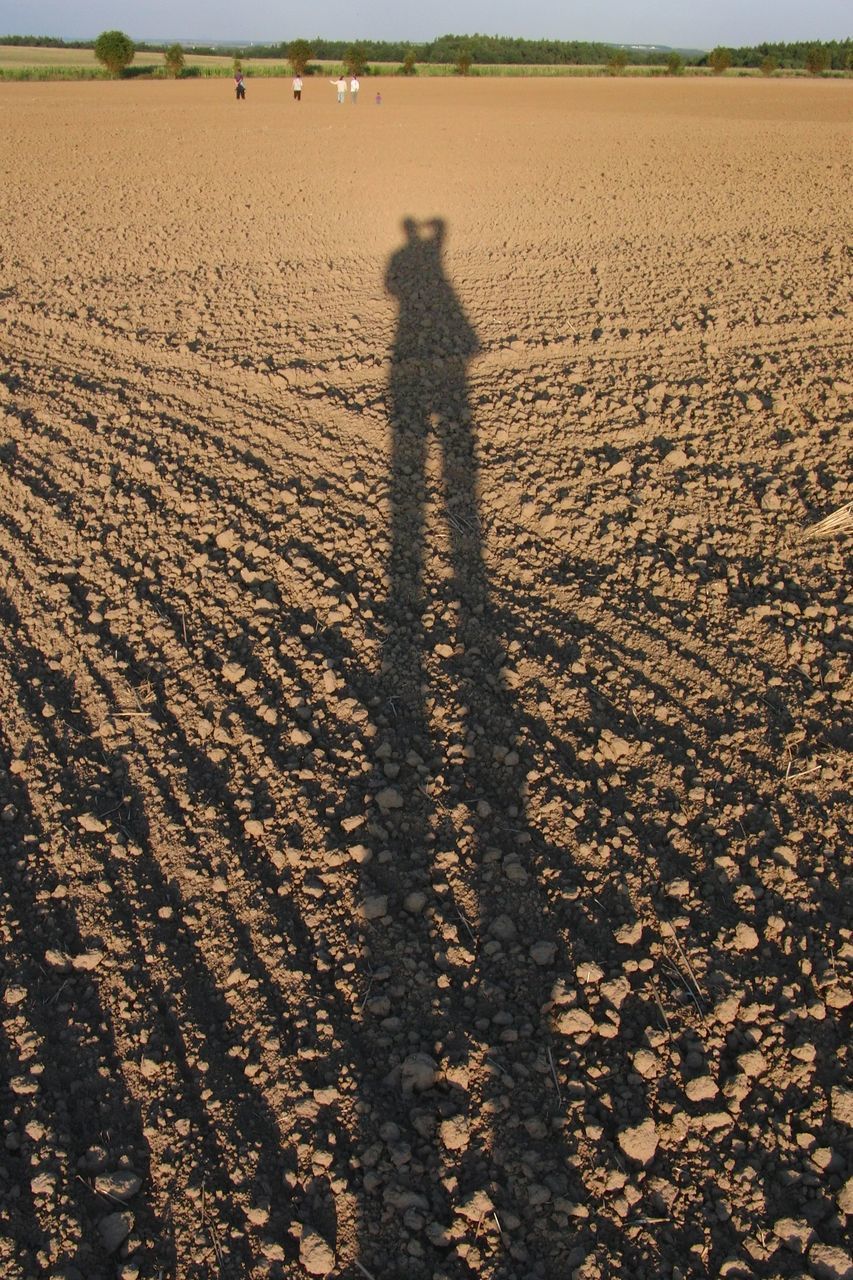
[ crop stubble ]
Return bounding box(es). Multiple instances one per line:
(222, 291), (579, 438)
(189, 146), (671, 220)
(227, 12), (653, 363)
(0, 77), (851, 1279)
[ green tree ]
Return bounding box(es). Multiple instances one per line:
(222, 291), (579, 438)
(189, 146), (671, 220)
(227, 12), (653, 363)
(287, 39), (313, 76)
(805, 44), (829, 75)
(455, 46), (472, 75)
(607, 49), (628, 75)
(760, 55), (777, 76)
(666, 51), (684, 76)
(709, 46), (732, 75)
(93, 29), (135, 77)
(163, 43), (184, 78)
(400, 47), (417, 75)
(343, 43), (367, 76)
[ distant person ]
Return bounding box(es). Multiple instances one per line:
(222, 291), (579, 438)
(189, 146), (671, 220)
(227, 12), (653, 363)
(350, 75), (360, 104)
(292, 74), (303, 102)
(375, 91), (382, 106)
(331, 75), (346, 104)
(234, 69), (246, 101)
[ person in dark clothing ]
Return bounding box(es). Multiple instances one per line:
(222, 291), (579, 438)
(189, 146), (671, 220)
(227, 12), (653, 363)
(235, 70), (246, 101)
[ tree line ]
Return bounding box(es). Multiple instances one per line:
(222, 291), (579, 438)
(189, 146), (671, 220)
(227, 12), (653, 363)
(696, 38), (851, 70)
(2, 31), (850, 71)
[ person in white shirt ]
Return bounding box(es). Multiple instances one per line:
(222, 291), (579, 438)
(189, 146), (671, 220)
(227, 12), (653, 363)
(292, 75), (303, 102)
(350, 75), (360, 104)
(331, 76), (346, 104)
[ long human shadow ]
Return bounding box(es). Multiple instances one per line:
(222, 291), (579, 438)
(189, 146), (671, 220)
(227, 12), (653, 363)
(344, 218), (600, 1275)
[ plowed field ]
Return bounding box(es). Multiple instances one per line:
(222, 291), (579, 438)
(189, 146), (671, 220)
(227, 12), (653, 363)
(1, 76), (851, 1280)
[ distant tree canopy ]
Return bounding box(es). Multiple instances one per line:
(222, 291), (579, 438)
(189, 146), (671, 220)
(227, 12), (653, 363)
(163, 43), (184, 77)
(708, 47), (732, 74)
(696, 37), (850, 70)
(0, 34), (89, 47)
(286, 39), (312, 75)
(805, 44), (830, 74)
(3, 31), (851, 72)
(343, 42), (368, 75)
(93, 29), (134, 76)
(454, 46), (473, 75)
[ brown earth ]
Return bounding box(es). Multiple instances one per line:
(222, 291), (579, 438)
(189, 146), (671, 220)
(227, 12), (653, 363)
(0, 76), (851, 1280)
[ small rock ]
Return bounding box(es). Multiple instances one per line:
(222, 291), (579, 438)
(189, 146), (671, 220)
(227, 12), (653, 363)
(600, 976), (631, 1008)
(3, 985), (27, 1006)
(771, 1217), (813, 1253)
(737, 1050), (767, 1080)
(663, 447), (688, 469)
(358, 894), (388, 921)
(600, 736), (631, 762)
(632, 1049), (660, 1080)
(98, 1211), (134, 1253)
(95, 1171), (142, 1201)
(529, 940), (556, 966)
(439, 1115), (469, 1151)
(78, 813), (106, 833)
(715, 994), (741, 1025)
(404, 891), (427, 914)
(732, 923), (760, 952)
(576, 962), (605, 984)
(375, 787), (403, 812)
(808, 1242), (853, 1280)
(686, 1076), (718, 1102)
(702, 1111), (734, 1132)
(555, 1008), (595, 1037)
(401, 1053), (438, 1094)
(618, 1118), (658, 1166)
(299, 1227), (335, 1276)
(489, 914), (516, 942)
(831, 1088), (853, 1126)
(838, 1176), (853, 1216)
(72, 951), (104, 972)
(456, 1188), (494, 1222)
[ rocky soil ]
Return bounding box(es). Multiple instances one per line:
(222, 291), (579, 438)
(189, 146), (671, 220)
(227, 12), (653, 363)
(0, 76), (851, 1280)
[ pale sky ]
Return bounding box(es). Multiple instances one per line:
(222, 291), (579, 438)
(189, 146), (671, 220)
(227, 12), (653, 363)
(0, 0), (849, 48)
